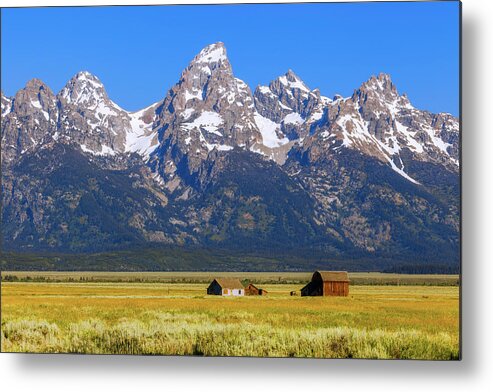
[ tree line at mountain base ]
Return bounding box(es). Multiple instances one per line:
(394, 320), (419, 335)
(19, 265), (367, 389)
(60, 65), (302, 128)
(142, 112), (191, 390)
(0, 247), (459, 274)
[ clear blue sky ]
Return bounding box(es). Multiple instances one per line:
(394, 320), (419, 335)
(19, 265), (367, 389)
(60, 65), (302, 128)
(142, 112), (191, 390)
(1, 2), (459, 115)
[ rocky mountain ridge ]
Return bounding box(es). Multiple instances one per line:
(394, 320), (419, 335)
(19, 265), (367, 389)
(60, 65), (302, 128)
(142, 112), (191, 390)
(1, 42), (460, 267)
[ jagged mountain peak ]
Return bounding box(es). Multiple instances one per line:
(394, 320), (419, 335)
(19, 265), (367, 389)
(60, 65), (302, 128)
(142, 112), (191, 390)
(300, 71), (458, 184)
(274, 69), (311, 94)
(254, 70), (329, 142)
(1, 78), (58, 164)
(164, 42), (252, 114)
(76, 70), (99, 78)
(182, 42), (232, 80)
(13, 79), (56, 111)
(53, 70), (134, 157)
(375, 72), (393, 83)
(67, 70), (105, 89)
(149, 41), (263, 182)
(72, 71), (106, 90)
(369, 72), (394, 87)
(285, 68), (298, 78)
(284, 69), (302, 82)
(59, 70), (110, 107)
(169, 42), (236, 108)
(351, 73), (415, 122)
(357, 72), (399, 99)
(24, 78), (52, 91)
(193, 42), (227, 64)
(12, 77), (56, 115)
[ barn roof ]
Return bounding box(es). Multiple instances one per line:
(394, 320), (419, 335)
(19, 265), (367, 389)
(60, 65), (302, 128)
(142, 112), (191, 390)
(315, 271), (350, 282)
(213, 278), (244, 289)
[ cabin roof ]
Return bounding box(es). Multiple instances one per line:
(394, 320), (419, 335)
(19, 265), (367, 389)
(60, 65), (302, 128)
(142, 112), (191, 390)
(213, 278), (244, 289)
(315, 271), (350, 282)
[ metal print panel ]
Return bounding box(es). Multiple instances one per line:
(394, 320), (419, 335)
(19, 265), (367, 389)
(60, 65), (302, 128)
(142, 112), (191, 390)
(0, 1), (461, 359)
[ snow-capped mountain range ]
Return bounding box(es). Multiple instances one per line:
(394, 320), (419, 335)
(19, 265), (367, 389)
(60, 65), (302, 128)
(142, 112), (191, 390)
(2, 42), (458, 183)
(1, 42), (460, 266)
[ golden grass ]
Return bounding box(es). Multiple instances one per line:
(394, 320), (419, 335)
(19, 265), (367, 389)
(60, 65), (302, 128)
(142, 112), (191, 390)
(0, 281), (460, 359)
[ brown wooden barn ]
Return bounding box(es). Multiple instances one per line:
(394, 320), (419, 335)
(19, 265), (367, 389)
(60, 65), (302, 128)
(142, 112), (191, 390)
(244, 283), (268, 296)
(300, 271), (349, 297)
(207, 278), (245, 296)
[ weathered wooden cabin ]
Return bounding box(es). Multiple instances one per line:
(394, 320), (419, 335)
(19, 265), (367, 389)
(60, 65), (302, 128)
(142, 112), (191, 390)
(300, 271), (349, 297)
(244, 283), (267, 296)
(207, 278), (245, 296)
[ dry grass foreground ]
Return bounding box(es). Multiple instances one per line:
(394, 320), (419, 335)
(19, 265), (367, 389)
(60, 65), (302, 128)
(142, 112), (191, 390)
(1, 281), (459, 359)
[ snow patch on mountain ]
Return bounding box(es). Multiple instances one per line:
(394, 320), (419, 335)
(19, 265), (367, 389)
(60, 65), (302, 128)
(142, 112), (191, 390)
(181, 108), (195, 120)
(181, 111), (224, 135)
(258, 85), (275, 96)
(81, 144), (116, 156)
(1, 95), (12, 116)
(254, 113), (289, 148)
(387, 157), (419, 184)
(125, 103), (160, 159)
(30, 99), (42, 109)
(423, 124), (452, 155)
(333, 108), (423, 182)
(283, 112), (305, 125)
(395, 121), (424, 153)
(195, 42), (227, 64)
(184, 89), (203, 102)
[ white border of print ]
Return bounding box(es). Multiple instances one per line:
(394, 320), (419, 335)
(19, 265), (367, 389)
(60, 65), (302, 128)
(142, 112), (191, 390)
(1, 1), (492, 392)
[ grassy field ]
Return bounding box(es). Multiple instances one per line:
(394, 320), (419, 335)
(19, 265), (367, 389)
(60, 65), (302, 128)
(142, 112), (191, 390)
(0, 272), (460, 359)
